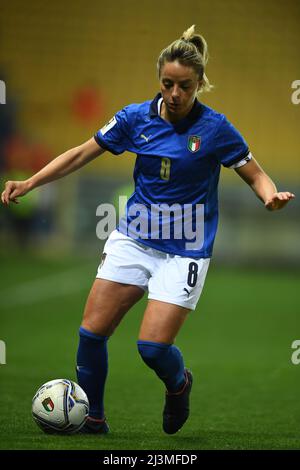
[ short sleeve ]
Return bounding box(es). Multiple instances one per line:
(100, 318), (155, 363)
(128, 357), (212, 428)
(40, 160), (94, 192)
(94, 107), (131, 155)
(215, 116), (250, 168)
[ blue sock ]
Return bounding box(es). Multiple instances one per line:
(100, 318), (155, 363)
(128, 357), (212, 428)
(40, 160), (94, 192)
(76, 326), (109, 420)
(137, 340), (185, 393)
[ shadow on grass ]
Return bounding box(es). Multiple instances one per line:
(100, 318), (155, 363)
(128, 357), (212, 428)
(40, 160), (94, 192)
(105, 428), (300, 450)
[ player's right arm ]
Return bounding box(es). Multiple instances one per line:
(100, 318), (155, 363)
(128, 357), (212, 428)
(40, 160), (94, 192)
(1, 137), (105, 205)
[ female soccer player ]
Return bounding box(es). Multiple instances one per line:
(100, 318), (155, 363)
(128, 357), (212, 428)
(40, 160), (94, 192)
(1, 26), (295, 435)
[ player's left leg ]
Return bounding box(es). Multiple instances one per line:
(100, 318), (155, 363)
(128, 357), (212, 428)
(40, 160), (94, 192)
(138, 299), (190, 390)
(137, 255), (210, 434)
(137, 300), (192, 434)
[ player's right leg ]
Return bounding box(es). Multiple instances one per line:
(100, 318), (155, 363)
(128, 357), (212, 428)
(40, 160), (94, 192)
(81, 278), (144, 336)
(77, 230), (149, 434)
(77, 279), (144, 434)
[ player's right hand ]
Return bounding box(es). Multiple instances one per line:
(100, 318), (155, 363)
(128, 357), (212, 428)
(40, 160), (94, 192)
(1, 180), (31, 205)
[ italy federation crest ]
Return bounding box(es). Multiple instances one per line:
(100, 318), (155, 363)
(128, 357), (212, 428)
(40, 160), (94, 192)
(188, 135), (201, 153)
(42, 397), (55, 412)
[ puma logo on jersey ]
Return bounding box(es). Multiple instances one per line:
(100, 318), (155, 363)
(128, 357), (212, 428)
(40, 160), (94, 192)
(140, 134), (152, 143)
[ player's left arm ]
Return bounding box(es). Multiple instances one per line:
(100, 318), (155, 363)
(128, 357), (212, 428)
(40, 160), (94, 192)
(235, 157), (295, 211)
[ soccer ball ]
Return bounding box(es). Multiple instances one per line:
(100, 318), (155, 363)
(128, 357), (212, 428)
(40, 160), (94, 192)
(32, 379), (89, 434)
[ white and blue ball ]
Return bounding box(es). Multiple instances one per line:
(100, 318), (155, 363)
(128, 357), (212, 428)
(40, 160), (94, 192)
(32, 379), (89, 434)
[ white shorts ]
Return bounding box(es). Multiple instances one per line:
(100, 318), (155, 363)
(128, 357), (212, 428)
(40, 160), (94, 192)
(96, 230), (210, 311)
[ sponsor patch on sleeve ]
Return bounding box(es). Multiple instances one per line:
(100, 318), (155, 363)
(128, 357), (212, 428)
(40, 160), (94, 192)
(100, 116), (117, 136)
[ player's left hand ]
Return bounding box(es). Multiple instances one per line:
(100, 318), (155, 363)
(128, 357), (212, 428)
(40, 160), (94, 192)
(265, 192), (295, 211)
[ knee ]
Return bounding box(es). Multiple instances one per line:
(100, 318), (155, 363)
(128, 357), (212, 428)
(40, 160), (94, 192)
(137, 340), (170, 368)
(79, 326), (109, 344)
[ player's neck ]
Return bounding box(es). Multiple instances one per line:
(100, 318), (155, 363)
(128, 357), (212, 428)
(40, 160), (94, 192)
(160, 101), (193, 124)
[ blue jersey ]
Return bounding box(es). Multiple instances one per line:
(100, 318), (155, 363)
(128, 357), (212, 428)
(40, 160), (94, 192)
(94, 93), (251, 258)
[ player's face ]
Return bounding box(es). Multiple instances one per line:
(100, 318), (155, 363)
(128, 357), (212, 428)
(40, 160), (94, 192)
(159, 60), (202, 121)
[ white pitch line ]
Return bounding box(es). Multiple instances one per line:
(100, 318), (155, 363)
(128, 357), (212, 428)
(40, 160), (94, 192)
(0, 266), (95, 308)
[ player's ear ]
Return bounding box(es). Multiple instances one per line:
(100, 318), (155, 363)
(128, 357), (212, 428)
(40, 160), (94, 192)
(197, 79), (203, 91)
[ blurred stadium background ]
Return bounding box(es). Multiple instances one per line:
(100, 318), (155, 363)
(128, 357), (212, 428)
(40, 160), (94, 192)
(0, 0), (299, 450)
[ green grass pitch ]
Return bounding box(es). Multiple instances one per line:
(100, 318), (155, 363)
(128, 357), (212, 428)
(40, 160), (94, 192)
(0, 251), (299, 450)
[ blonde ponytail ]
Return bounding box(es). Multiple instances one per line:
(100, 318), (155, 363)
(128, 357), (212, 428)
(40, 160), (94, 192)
(181, 25), (196, 41)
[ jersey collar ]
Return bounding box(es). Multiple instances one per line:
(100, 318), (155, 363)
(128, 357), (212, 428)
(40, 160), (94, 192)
(149, 92), (203, 134)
